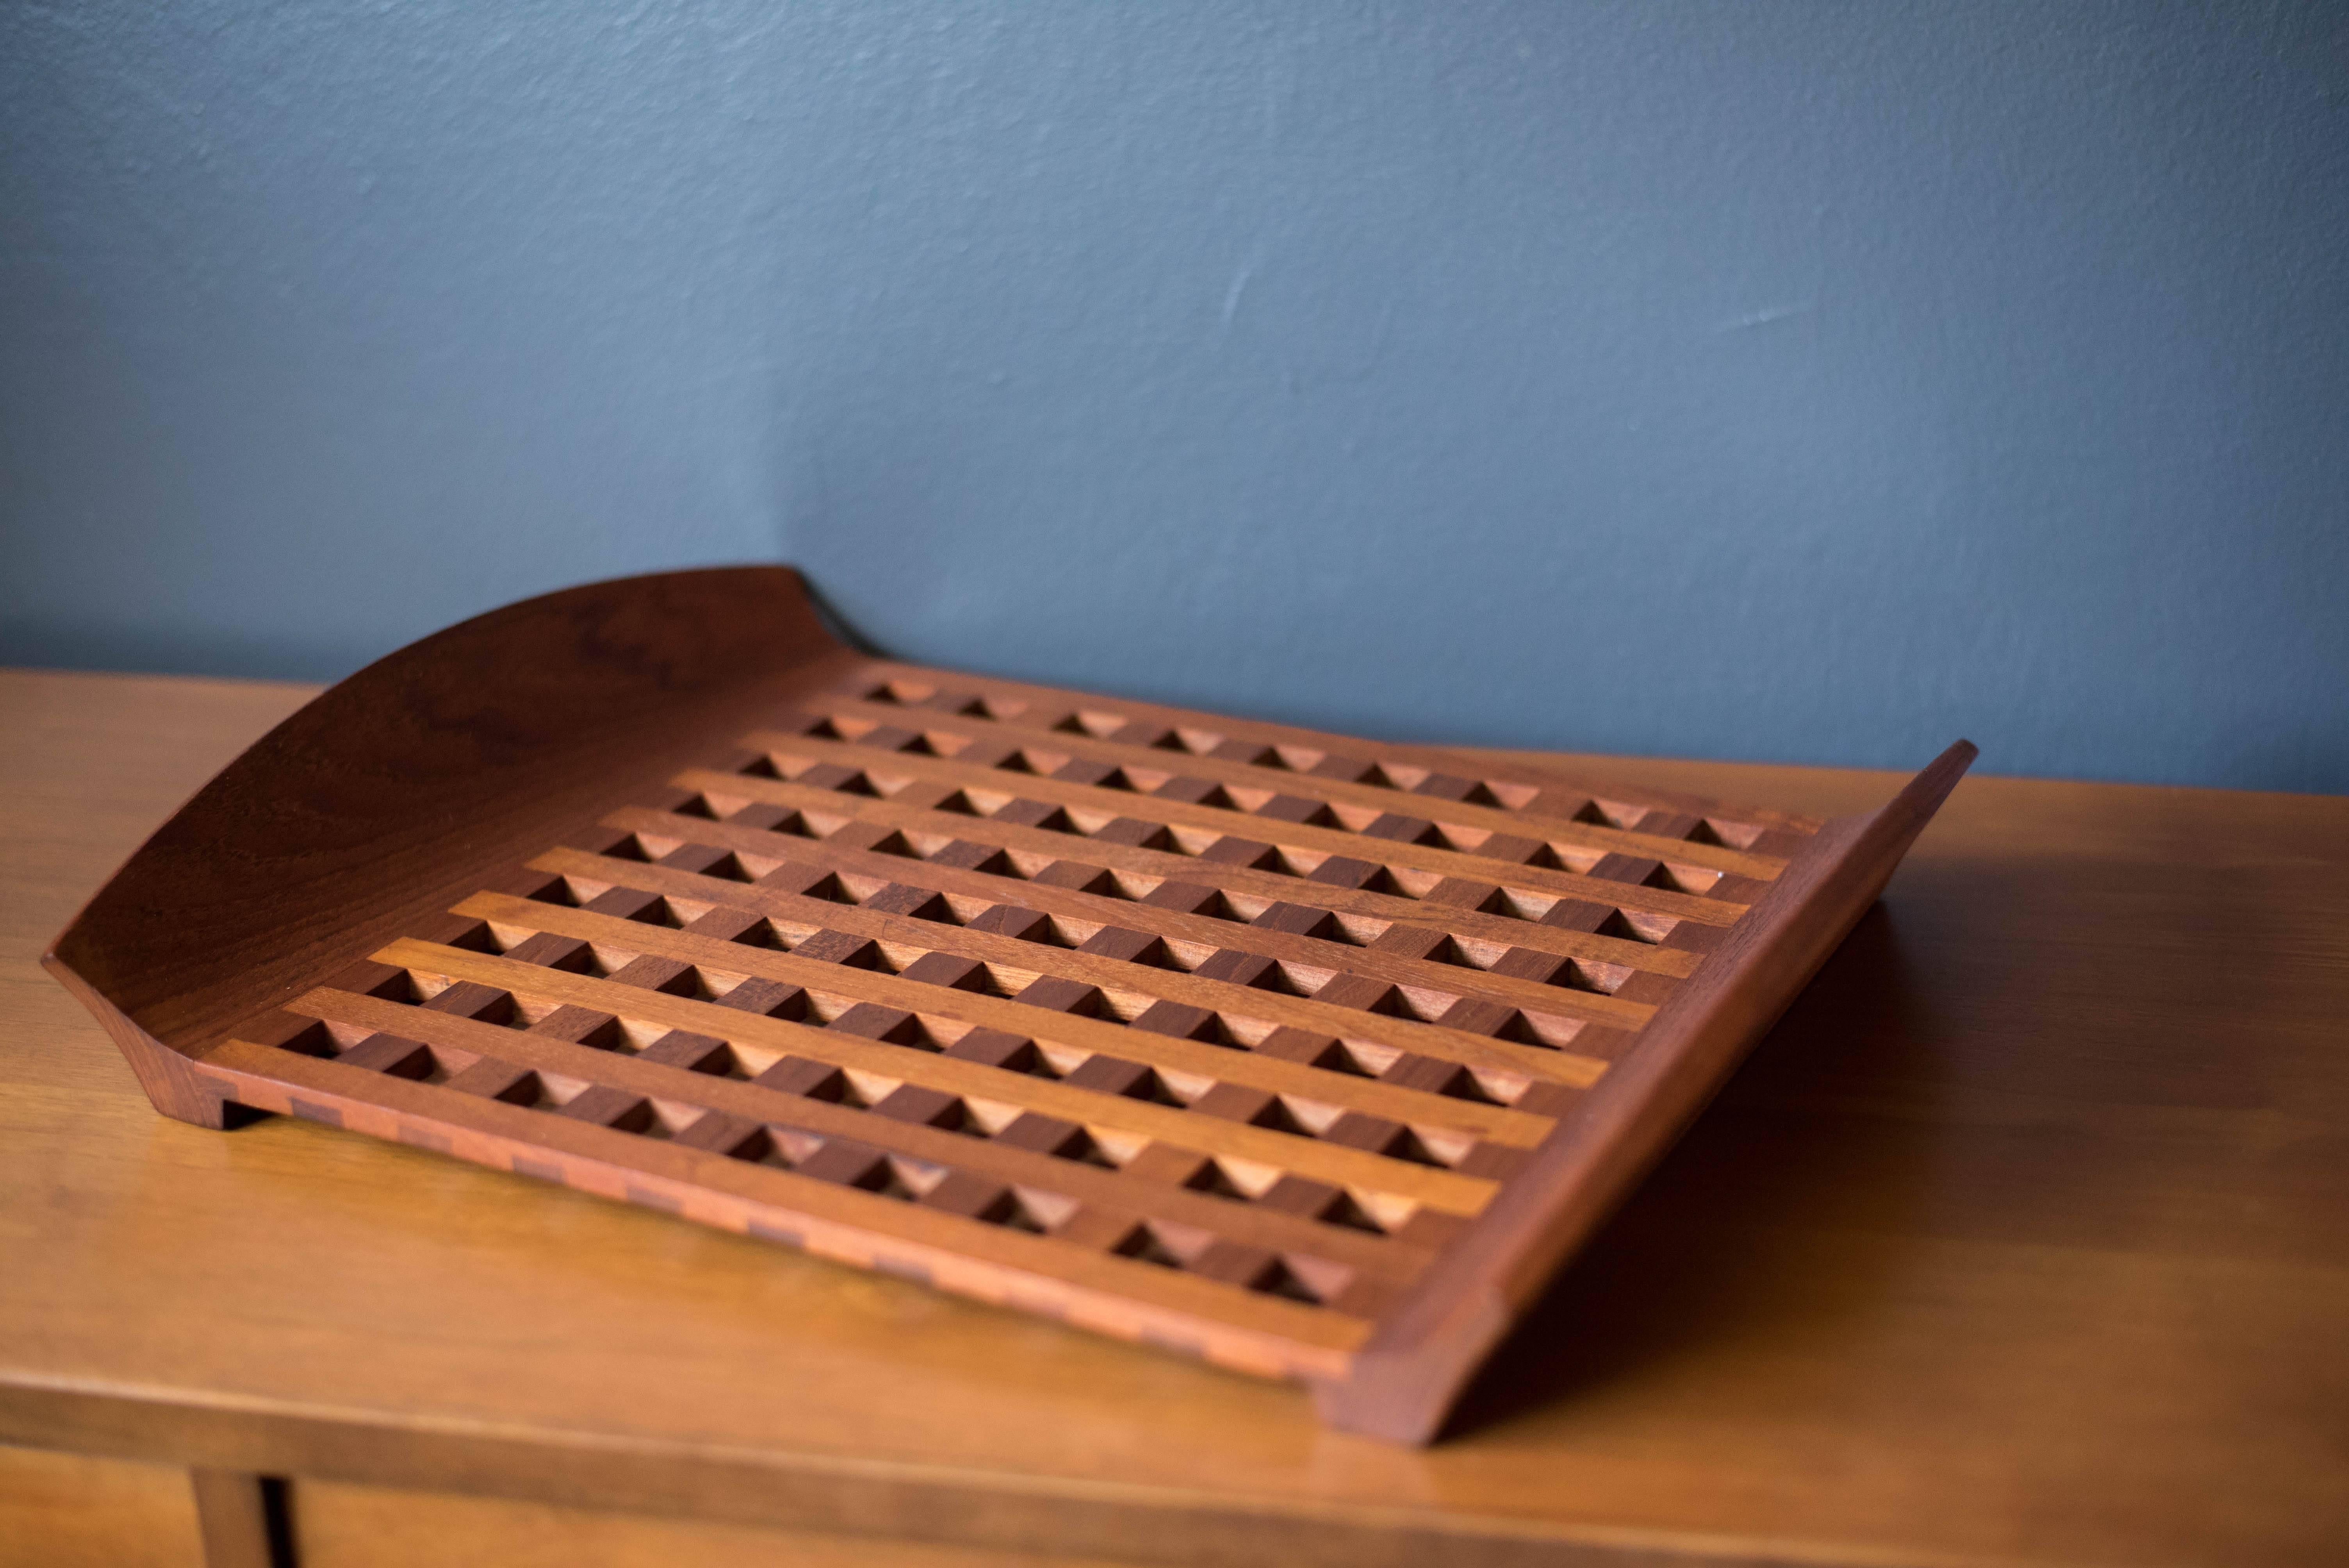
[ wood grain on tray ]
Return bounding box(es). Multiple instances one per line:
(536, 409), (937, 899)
(44, 567), (1969, 1442)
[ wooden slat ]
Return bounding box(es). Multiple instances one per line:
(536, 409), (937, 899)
(832, 660), (1830, 832)
(614, 805), (1696, 980)
(459, 888), (1581, 1133)
(199, 1039), (1370, 1372)
(377, 939), (1506, 1217)
(299, 987), (1432, 1282)
(745, 732), (1782, 889)
(806, 695), (1791, 875)
(610, 804), (1704, 976)
(527, 849), (1627, 1082)
(676, 768), (1742, 930)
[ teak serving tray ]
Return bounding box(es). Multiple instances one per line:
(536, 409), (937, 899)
(46, 568), (1971, 1443)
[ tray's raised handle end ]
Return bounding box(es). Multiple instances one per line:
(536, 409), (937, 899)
(47, 565), (865, 1123)
(41, 950), (244, 1128)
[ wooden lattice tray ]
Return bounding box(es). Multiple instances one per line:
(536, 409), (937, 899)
(46, 568), (1971, 1443)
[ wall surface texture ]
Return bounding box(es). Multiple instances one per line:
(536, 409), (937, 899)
(3, 2), (2344, 790)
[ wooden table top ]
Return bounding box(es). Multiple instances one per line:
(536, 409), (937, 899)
(3, 667), (2343, 1568)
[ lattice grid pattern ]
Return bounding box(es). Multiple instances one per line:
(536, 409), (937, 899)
(197, 668), (1821, 1390)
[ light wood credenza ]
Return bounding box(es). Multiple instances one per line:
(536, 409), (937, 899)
(3, 668), (2343, 1568)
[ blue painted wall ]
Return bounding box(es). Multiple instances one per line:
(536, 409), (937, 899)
(4, 2), (2344, 790)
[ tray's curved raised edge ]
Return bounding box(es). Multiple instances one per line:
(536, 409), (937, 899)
(40, 950), (251, 1127)
(1311, 739), (1978, 1443)
(43, 564), (861, 1121)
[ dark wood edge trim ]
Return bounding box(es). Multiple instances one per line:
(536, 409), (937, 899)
(1312, 741), (1978, 1442)
(191, 1038), (1366, 1379)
